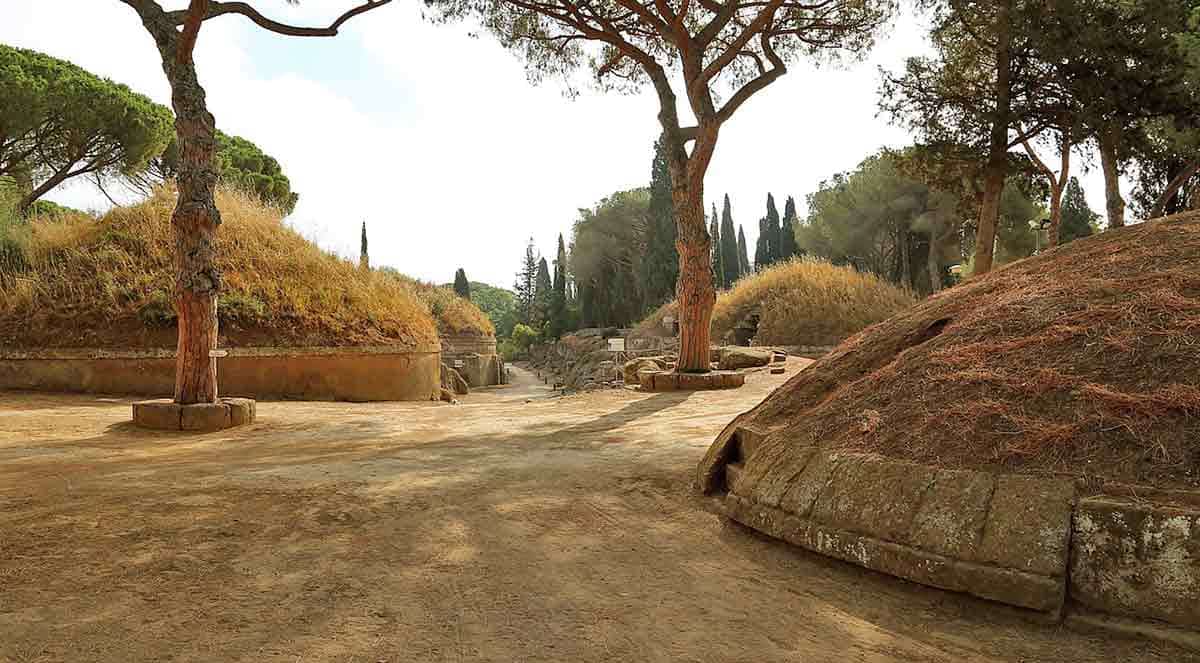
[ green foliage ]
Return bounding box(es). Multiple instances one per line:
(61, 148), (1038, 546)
(572, 188), (649, 327)
(736, 225), (751, 277)
(764, 194), (782, 266)
(709, 205), (722, 288)
(513, 239), (539, 325)
(640, 135), (678, 311)
(720, 194), (740, 286)
(1059, 177), (1098, 244)
(548, 234), (570, 339)
(534, 256), (552, 327)
(507, 322), (540, 359)
(156, 131), (299, 213)
(0, 44), (173, 210)
(453, 268), (471, 298)
(467, 281), (519, 338)
(218, 291), (267, 324)
(780, 196), (800, 259)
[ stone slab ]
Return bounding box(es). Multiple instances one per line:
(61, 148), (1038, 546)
(976, 475), (1075, 577)
(1070, 497), (1200, 629)
(724, 493), (1065, 613)
(910, 469), (996, 560)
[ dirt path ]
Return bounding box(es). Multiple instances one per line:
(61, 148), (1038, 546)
(0, 363), (1190, 662)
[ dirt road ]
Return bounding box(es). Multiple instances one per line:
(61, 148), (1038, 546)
(0, 363), (1189, 662)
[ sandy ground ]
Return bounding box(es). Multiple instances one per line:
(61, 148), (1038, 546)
(0, 362), (1192, 663)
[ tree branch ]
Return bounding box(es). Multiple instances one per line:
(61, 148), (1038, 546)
(177, 0), (209, 63)
(196, 0), (393, 37)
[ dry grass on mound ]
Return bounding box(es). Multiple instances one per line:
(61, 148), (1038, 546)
(379, 273), (494, 338)
(729, 213), (1200, 489)
(0, 187), (438, 350)
(636, 258), (915, 346)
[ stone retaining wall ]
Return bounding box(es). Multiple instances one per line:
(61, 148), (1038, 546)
(706, 426), (1200, 640)
(0, 346), (441, 402)
(441, 334), (504, 387)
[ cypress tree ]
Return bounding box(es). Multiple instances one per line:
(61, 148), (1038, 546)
(514, 239), (539, 324)
(549, 233), (569, 338)
(720, 194), (740, 286)
(641, 135), (679, 309)
(359, 221), (369, 270)
(534, 256), (552, 327)
(765, 193), (782, 264)
(737, 225), (751, 276)
(709, 204), (723, 288)
(754, 216), (768, 270)
(453, 268), (471, 298)
(780, 195), (799, 260)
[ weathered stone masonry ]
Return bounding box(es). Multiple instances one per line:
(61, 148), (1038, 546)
(701, 427), (1200, 639)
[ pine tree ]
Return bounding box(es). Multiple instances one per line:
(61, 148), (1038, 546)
(780, 195), (799, 260)
(453, 268), (470, 298)
(641, 135), (679, 310)
(720, 194), (740, 286)
(534, 256), (552, 327)
(737, 225), (751, 275)
(549, 233), (569, 338)
(765, 193), (782, 264)
(754, 216), (768, 270)
(709, 204), (723, 288)
(514, 239), (539, 325)
(1059, 177), (1098, 245)
(359, 221), (369, 270)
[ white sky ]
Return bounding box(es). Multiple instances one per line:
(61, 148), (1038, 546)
(3, 1), (1115, 287)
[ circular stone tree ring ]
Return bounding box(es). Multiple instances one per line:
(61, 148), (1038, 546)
(132, 397), (256, 431)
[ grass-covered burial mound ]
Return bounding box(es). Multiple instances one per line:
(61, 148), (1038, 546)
(637, 258), (915, 347)
(700, 213), (1200, 490)
(0, 187), (439, 350)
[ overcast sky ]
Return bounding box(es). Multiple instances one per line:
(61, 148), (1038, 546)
(3, 1), (1114, 287)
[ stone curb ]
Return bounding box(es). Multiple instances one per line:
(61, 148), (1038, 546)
(132, 398), (256, 432)
(639, 371), (745, 392)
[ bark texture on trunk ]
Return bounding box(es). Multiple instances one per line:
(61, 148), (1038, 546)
(130, 0), (222, 404)
(1152, 159), (1200, 219)
(1099, 124), (1125, 228)
(1046, 187), (1062, 248)
(167, 48), (222, 404)
(672, 179), (715, 373)
(973, 166), (1005, 275)
(973, 0), (1012, 276)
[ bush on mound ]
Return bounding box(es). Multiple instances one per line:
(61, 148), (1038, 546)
(378, 271), (495, 338)
(701, 213), (1200, 489)
(637, 258), (915, 346)
(0, 187), (438, 350)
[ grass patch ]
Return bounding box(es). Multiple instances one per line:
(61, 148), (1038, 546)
(0, 186), (438, 350)
(379, 270), (494, 337)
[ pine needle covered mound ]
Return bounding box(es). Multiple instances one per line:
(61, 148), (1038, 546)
(702, 213), (1200, 489)
(0, 187), (438, 350)
(637, 258), (915, 346)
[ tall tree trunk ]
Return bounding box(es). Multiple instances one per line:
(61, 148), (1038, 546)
(1046, 185), (1062, 248)
(127, 0), (222, 404)
(167, 64), (221, 404)
(673, 187), (715, 373)
(1099, 123), (1125, 228)
(1151, 159), (1200, 219)
(972, 0), (1012, 276)
(928, 233), (942, 294)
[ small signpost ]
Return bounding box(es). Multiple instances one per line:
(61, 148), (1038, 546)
(607, 338), (626, 353)
(453, 359), (464, 369)
(209, 349), (228, 358)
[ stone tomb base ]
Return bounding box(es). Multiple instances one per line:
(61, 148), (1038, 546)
(640, 370), (745, 392)
(133, 397), (256, 432)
